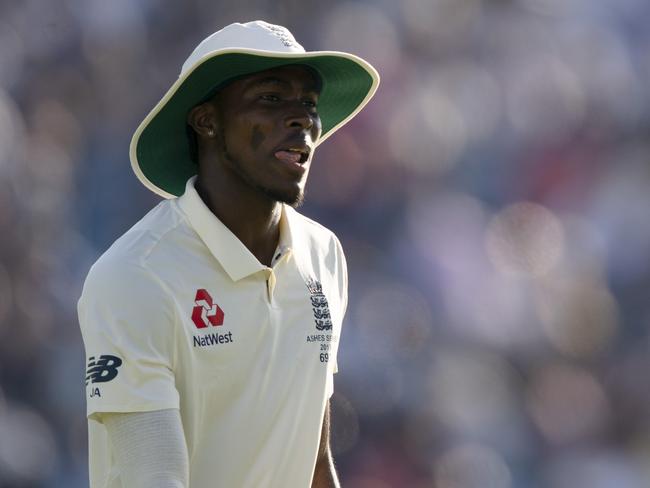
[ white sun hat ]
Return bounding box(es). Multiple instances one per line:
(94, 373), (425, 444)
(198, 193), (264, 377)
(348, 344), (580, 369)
(129, 20), (380, 198)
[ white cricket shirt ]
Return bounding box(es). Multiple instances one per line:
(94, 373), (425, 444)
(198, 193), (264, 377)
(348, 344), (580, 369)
(78, 177), (347, 488)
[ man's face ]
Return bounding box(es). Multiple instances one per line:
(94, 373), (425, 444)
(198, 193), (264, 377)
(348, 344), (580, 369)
(210, 65), (322, 207)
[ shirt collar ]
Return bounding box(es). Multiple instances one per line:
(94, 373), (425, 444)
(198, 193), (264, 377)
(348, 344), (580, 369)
(177, 176), (304, 281)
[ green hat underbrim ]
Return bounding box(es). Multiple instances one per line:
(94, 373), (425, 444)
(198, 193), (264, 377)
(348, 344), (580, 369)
(130, 50), (379, 198)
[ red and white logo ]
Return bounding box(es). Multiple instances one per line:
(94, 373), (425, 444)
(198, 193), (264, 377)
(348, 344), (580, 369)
(191, 289), (224, 328)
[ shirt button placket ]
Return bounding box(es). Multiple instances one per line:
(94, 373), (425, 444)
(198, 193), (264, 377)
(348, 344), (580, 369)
(265, 269), (276, 305)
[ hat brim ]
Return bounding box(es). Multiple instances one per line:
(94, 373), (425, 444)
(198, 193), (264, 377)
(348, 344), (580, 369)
(130, 49), (380, 198)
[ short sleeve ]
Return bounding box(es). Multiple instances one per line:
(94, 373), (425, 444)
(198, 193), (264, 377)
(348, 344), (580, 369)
(78, 257), (179, 421)
(333, 236), (349, 376)
(335, 236), (348, 322)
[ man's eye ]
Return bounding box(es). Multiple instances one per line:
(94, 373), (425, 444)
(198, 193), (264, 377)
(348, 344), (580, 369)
(302, 100), (317, 108)
(260, 94), (280, 102)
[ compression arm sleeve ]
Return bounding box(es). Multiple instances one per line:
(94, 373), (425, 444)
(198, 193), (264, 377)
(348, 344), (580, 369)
(102, 408), (189, 488)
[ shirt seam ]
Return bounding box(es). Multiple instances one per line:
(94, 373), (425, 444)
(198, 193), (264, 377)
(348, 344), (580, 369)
(139, 204), (186, 262)
(139, 206), (186, 373)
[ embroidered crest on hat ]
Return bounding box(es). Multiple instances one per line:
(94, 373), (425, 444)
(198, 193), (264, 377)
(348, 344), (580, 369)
(257, 21), (299, 48)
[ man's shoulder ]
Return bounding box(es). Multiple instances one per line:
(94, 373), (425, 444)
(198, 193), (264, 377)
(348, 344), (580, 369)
(108, 199), (187, 255)
(83, 200), (187, 291)
(288, 207), (340, 247)
(287, 207), (345, 267)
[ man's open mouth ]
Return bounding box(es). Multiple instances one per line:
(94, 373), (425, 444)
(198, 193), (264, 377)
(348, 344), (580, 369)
(274, 147), (310, 165)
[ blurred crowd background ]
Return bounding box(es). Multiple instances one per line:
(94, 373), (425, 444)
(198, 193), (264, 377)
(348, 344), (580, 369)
(1, 0), (650, 486)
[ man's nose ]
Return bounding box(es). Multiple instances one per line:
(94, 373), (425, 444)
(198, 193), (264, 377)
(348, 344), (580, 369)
(285, 103), (314, 131)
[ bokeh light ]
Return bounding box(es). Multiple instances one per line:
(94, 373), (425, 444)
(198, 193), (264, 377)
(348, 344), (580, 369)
(388, 83), (467, 174)
(0, 263), (13, 331)
(0, 403), (57, 485)
(542, 449), (646, 488)
(434, 443), (512, 488)
(321, 3), (400, 76)
(401, 0), (483, 51)
(428, 349), (519, 433)
(526, 363), (610, 445)
(486, 202), (565, 278)
(0, 89), (24, 173)
(354, 282), (433, 360)
(0, 22), (25, 89)
(535, 279), (619, 358)
(505, 55), (586, 143)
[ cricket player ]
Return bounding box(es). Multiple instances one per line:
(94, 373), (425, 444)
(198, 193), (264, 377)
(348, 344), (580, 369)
(78, 20), (379, 487)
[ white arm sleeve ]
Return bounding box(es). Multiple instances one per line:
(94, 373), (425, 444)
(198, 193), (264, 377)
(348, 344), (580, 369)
(102, 408), (189, 488)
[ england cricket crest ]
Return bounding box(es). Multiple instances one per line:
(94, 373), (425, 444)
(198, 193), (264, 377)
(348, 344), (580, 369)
(305, 278), (332, 331)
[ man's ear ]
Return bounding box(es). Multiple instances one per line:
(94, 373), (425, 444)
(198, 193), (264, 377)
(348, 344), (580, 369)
(187, 102), (218, 139)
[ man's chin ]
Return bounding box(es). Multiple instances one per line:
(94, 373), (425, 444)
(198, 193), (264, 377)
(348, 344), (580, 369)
(262, 186), (305, 208)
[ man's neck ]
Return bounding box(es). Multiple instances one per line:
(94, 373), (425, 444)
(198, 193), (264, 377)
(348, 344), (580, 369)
(195, 175), (282, 268)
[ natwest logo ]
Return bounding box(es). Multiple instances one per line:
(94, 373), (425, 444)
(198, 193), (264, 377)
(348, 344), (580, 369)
(191, 289), (224, 328)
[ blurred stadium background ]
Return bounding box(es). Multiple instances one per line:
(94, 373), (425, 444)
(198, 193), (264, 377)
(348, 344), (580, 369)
(2, 0), (650, 486)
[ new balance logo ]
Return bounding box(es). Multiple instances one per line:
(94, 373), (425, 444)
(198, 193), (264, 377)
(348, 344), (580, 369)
(191, 289), (224, 328)
(85, 355), (122, 385)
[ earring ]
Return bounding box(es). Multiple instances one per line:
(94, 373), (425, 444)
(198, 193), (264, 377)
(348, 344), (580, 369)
(207, 128), (215, 137)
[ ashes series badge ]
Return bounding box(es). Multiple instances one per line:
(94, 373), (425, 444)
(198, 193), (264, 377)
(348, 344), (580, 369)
(305, 278), (332, 331)
(305, 278), (337, 364)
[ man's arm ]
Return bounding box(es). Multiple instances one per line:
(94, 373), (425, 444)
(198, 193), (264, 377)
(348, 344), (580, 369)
(312, 400), (341, 488)
(103, 408), (189, 488)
